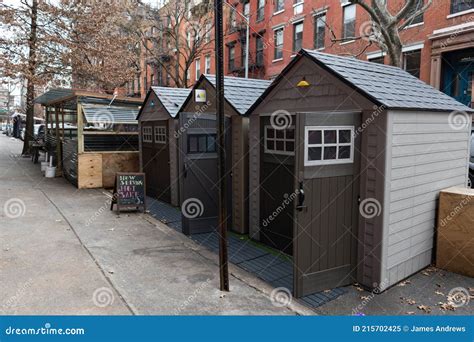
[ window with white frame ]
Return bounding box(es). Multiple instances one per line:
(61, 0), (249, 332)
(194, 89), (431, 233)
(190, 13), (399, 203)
(274, 27), (284, 60)
(154, 126), (166, 144)
(265, 126), (295, 155)
(142, 126), (153, 143)
(205, 55), (211, 74)
(342, 3), (356, 39)
(195, 58), (201, 80)
(304, 126), (354, 165)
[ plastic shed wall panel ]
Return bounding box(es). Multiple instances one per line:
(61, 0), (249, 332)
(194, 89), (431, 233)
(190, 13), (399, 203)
(382, 110), (472, 289)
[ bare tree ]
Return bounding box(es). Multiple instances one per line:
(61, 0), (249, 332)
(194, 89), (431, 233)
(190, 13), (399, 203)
(59, 0), (142, 92)
(0, 0), (65, 155)
(328, 0), (432, 67)
(134, 0), (214, 88)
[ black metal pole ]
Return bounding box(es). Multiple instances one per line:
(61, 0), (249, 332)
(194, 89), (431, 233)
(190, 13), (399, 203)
(214, 0), (229, 292)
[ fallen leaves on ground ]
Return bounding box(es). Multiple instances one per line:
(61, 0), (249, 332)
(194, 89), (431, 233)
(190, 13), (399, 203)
(417, 305), (431, 313)
(438, 302), (455, 311)
(398, 280), (411, 287)
(406, 311), (415, 315)
(407, 299), (416, 305)
(435, 290), (445, 296)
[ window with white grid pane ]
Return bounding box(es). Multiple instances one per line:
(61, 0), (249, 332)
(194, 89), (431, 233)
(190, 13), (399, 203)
(264, 126), (295, 155)
(142, 126), (153, 143)
(304, 126), (354, 165)
(154, 126), (166, 144)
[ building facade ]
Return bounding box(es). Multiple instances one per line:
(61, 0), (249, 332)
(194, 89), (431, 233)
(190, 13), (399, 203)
(133, 0), (474, 106)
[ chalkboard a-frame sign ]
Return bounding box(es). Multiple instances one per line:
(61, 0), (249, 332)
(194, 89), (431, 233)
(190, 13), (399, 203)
(110, 172), (146, 214)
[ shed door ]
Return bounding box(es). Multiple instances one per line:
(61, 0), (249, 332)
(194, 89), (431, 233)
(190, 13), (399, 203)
(179, 113), (232, 235)
(293, 112), (361, 297)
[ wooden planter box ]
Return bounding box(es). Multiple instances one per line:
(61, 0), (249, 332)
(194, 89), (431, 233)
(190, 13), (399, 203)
(436, 187), (474, 277)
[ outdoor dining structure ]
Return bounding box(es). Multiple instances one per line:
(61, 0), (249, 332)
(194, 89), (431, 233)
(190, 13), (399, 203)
(35, 89), (142, 188)
(137, 76), (271, 235)
(246, 49), (473, 298)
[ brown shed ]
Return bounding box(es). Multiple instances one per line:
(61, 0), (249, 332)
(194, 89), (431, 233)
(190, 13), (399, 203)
(137, 87), (191, 206)
(177, 75), (271, 235)
(247, 49), (473, 297)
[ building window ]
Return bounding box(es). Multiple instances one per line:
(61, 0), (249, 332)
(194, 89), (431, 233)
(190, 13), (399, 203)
(451, 0), (473, 14)
(228, 45), (235, 70)
(274, 28), (284, 60)
(256, 36), (264, 66)
(293, 22), (303, 53)
(406, 0), (424, 25)
(229, 7), (237, 29)
(188, 134), (217, 153)
(195, 58), (201, 80)
(142, 126), (153, 143)
(343, 4), (356, 39)
(154, 126), (166, 144)
(257, 0), (265, 21)
(304, 126), (354, 166)
(205, 22), (212, 43)
(403, 50), (421, 78)
(294, 0), (304, 15)
(241, 40), (247, 67)
(369, 56), (384, 64)
(150, 73), (155, 86)
(314, 13), (326, 49)
(274, 0), (284, 13)
(265, 126), (295, 155)
(205, 55), (211, 74)
(243, 1), (250, 16)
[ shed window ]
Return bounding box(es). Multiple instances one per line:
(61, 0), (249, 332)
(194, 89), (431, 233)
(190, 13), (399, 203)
(142, 126), (153, 143)
(304, 126), (354, 165)
(154, 126), (166, 144)
(265, 126), (295, 155)
(188, 134), (217, 153)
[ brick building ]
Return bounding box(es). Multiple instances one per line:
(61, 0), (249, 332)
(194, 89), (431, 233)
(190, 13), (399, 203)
(134, 0), (474, 106)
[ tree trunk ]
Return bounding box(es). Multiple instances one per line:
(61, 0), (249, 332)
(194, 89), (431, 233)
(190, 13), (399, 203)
(386, 26), (403, 68)
(22, 0), (38, 156)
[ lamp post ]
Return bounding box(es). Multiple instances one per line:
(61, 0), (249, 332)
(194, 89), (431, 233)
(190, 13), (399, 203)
(214, 0), (230, 292)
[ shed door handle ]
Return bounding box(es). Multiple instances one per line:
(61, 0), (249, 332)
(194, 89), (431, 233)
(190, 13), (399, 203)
(296, 182), (306, 211)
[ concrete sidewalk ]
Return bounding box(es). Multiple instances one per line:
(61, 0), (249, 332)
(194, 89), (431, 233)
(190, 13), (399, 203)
(1, 135), (472, 316)
(0, 135), (304, 315)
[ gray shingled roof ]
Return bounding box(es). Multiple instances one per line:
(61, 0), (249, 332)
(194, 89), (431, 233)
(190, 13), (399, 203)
(151, 86), (191, 118)
(82, 103), (139, 124)
(205, 75), (272, 115)
(303, 49), (473, 112)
